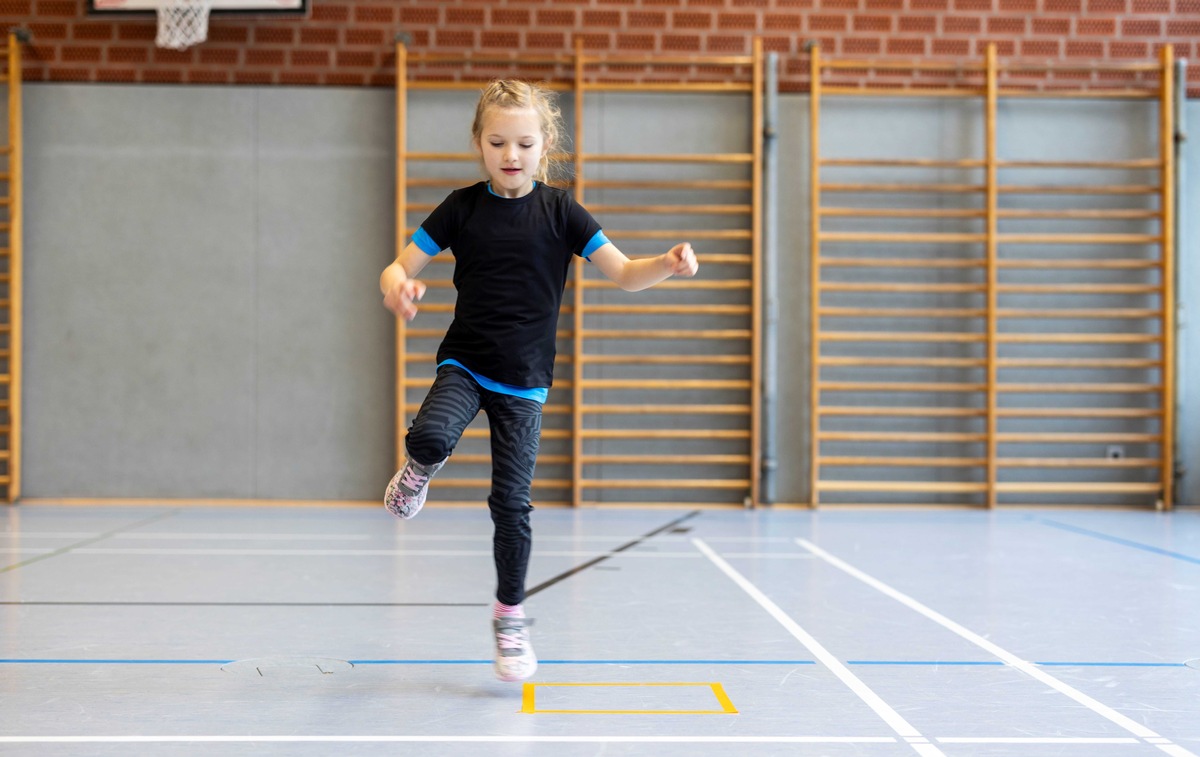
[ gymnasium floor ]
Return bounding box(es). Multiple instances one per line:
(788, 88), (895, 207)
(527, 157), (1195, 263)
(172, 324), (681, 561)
(1, 503), (1197, 756)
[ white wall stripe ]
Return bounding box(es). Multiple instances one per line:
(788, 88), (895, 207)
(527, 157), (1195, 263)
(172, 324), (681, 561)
(691, 538), (947, 757)
(795, 538), (1197, 757)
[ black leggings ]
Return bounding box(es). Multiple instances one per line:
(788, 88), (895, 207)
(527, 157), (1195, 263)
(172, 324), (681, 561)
(405, 365), (541, 606)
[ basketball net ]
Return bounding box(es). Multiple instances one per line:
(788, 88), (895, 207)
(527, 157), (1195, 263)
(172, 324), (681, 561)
(156, 0), (211, 50)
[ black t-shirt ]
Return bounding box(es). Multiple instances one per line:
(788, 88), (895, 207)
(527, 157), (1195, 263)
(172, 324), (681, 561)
(418, 182), (603, 388)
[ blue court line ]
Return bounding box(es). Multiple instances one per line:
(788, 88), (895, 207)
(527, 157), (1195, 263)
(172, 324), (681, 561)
(0, 659), (1186, 667)
(1038, 518), (1200, 566)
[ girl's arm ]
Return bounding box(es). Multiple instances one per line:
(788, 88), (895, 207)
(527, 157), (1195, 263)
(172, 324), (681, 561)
(380, 242), (434, 321)
(588, 242), (698, 292)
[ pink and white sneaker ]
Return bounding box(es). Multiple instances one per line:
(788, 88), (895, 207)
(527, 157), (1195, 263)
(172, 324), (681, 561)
(383, 457), (446, 520)
(492, 616), (537, 682)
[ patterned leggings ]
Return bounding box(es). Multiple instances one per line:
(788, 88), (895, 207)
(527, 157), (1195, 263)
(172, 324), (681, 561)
(405, 365), (542, 606)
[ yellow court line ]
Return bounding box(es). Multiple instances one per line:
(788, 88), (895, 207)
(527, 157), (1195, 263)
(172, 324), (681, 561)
(521, 682), (738, 715)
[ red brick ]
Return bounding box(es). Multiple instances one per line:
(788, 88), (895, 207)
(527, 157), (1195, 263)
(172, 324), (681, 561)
(72, 24), (114, 41)
(808, 13), (848, 30)
(718, 12), (758, 29)
(1180, 0), (1200, 12)
(142, 69), (183, 84)
(311, 3), (349, 22)
(234, 71), (274, 85)
(336, 50), (375, 67)
(1021, 39), (1061, 56)
(673, 11), (712, 29)
(900, 15), (937, 32)
(975, 38), (1015, 55)
(943, 16), (982, 33)
(480, 30), (519, 48)
(526, 31), (566, 49)
(764, 12), (802, 29)
(246, 49), (285, 66)
(28, 22), (68, 40)
(1086, 0), (1127, 10)
(931, 38), (970, 56)
(35, 0), (75, 16)
(344, 28), (383, 46)
(95, 69), (136, 82)
(435, 29), (475, 48)
(48, 66), (91, 81)
(584, 9), (622, 25)
(407, 30), (430, 47)
(853, 13), (891, 30)
(117, 23), (156, 42)
(1132, 0), (1170, 9)
(207, 25), (248, 44)
(188, 70), (230, 84)
(1167, 19), (1200, 34)
(910, 0), (949, 9)
(255, 27), (295, 45)
(325, 72), (365, 86)
(301, 27), (339, 45)
(841, 36), (881, 54)
(1110, 41), (1149, 57)
(445, 8), (484, 25)
(0, 0), (32, 14)
(886, 37), (926, 55)
(1043, 0), (1081, 8)
(1122, 18), (1162, 35)
(865, 0), (903, 7)
(573, 31), (611, 49)
(1077, 17), (1116, 34)
(706, 34), (748, 52)
(661, 33), (701, 51)
(953, 0), (993, 9)
(107, 45), (148, 63)
(400, 7), (438, 24)
(1065, 40), (1104, 56)
(987, 15), (1027, 33)
(279, 71), (320, 86)
(198, 47), (238, 65)
(536, 9), (576, 26)
(761, 35), (794, 53)
(629, 10), (668, 27)
(369, 72), (397, 87)
(999, 0), (1037, 8)
(290, 49), (331, 67)
(353, 5), (394, 24)
(617, 33), (656, 51)
(1032, 16), (1071, 34)
(26, 42), (58, 60)
(491, 8), (531, 25)
(733, 0), (768, 5)
(153, 47), (193, 64)
(821, 0), (859, 8)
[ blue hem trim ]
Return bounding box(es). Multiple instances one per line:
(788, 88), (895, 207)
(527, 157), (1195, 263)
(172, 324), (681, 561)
(439, 360), (548, 404)
(582, 230), (609, 259)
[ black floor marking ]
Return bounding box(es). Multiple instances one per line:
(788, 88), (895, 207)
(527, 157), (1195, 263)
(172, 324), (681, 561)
(525, 510), (700, 598)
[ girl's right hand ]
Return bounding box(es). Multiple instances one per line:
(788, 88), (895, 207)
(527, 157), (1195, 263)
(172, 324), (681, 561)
(383, 278), (427, 321)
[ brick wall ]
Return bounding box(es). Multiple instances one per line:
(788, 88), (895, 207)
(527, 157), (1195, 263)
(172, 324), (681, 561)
(4, 0), (1198, 95)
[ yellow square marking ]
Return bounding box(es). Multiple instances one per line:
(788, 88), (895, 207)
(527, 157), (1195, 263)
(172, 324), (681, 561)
(521, 682), (738, 715)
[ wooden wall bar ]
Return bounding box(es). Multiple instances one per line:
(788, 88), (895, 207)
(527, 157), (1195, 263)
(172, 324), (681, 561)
(809, 44), (1177, 509)
(2, 32), (21, 503)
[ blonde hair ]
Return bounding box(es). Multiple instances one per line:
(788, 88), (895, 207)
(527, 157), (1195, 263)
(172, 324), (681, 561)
(471, 79), (565, 184)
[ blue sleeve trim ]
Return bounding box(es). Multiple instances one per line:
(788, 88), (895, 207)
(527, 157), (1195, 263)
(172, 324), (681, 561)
(582, 230), (609, 259)
(412, 226), (441, 256)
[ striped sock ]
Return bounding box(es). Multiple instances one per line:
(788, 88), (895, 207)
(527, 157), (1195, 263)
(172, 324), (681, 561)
(494, 602), (525, 619)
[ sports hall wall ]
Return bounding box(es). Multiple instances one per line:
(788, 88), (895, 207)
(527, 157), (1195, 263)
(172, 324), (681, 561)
(4, 1), (1199, 506)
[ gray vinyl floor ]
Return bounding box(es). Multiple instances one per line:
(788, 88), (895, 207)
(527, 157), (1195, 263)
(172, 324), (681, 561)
(1, 503), (1198, 756)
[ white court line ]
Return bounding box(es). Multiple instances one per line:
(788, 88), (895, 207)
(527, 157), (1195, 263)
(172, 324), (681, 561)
(0, 736), (898, 744)
(66, 548), (707, 558)
(796, 538), (1198, 757)
(692, 538), (947, 757)
(938, 737), (1139, 744)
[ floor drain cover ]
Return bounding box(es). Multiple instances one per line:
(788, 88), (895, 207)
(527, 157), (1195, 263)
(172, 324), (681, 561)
(221, 657), (353, 677)
(1186, 659), (1200, 671)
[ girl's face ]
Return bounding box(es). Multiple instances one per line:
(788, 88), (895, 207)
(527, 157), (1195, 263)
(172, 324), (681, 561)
(475, 106), (549, 198)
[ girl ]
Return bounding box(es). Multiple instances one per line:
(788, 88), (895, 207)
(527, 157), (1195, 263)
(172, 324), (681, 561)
(379, 80), (698, 682)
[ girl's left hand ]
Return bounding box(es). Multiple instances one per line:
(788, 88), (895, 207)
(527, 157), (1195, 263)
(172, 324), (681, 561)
(665, 243), (698, 278)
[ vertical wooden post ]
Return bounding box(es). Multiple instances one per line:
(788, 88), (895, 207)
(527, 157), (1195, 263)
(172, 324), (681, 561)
(571, 39), (586, 507)
(7, 33), (21, 502)
(750, 37), (763, 508)
(394, 41), (408, 471)
(984, 44), (999, 509)
(807, 45), (822, 509)
(1159, 44), (1176, 510)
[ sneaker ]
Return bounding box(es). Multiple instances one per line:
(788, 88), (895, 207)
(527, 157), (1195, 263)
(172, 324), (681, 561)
(383, 456), (447, 519)
(492, 616), (537, 682)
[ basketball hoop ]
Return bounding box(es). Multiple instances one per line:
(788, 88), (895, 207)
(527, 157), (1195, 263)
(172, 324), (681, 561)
(156, 0), (211, 50)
